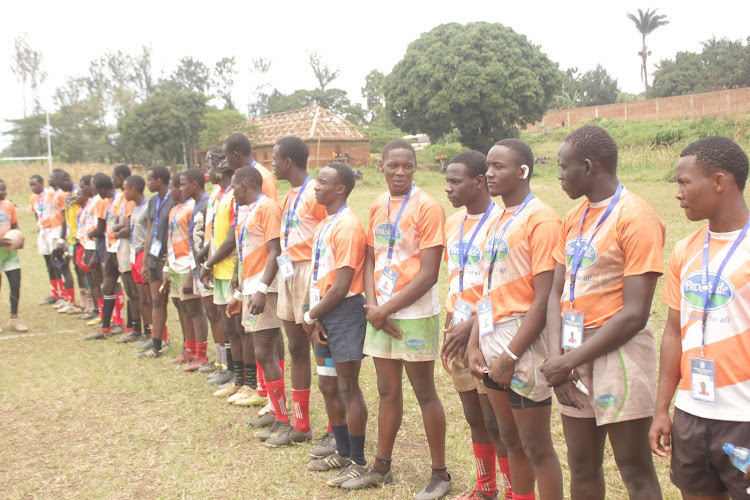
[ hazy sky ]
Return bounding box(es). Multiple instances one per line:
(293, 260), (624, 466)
(1, 0), (748, 150)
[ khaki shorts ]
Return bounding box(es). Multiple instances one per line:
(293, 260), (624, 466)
(116, 239), (131, 274)
(276, 260), (312, 323)
(193, 274), (213, 298)
(168, 269), (200, 301)
(242, 292), (282, 333)
(213, 279), (232, 305)
(449, 356), (486, 395)
(556, 325), (657, 426)
(363, 315), (440, 362)
(479, 316), (552, 402)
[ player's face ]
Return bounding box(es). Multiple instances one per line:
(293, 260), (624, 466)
(486, 145), (522, 199)
(0, 182), (7, 201)
(112, 173), (124, 190)
(231, 175), (251, 206)
(171, 178), (183, 204)
(314, 166), (340, 207)
(123, 182), (136, 202)
(445, 163), (477, 208)
(29, 178), (43, 195)
(380, 148), (416, 197)
(180, 176), (194, 201)
(557, 142), (589, 200)
(271, 145), (290, 180)
(675, 155), (715, 221)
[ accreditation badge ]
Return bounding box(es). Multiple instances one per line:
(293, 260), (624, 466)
(562, 308), (584, 350)
(453, 298), (473, 325)
(277, 253), (295, 281)
(376, 266), (399, 297)
(477, 298), (494, 337)
(690, 357), (716, 405)
(149, 239), (162, 258)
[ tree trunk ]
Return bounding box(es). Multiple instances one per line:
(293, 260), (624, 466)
(642, 34), (649, 98)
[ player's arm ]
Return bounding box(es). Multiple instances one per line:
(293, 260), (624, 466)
(247, 237), (281, 315)
(363, 245), (377, 308)
(373, 245), (443, 316)
(115, 216), (131, 239)
(546, 263), (566, 357)
(88, 217), (106, 239)
(649, 307), (682, 457)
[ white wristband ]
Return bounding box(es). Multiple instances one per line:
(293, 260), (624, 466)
(303, 311), (315, 325)
(58, 238), (66, 245)
(256, 282), (269, 294)
(233, 291), (242, 301)
(203, 262), (212, 270)
(503, 344), (519, 362)
(162, 266), (169, 273)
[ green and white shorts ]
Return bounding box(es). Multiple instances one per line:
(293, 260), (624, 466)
(363, 314), (440, 362)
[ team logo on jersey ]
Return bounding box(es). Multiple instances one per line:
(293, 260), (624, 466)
(564, 239), (598, 270)
(448, 242), (482, 267)
(510, 376), (528, 392)
(596, 394), (619, 408)
(374, 222), (402, 247)
(682, 271), (734, 311)
(484, 237), (509, 264)
(405, 338), (426, 351)
(282, 211), (301, 231)
(312, 238), (327, 259)
(0, 214), (9, 225)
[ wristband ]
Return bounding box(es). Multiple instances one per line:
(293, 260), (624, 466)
(58, 238), (66, 245)
(303, 311), (315, 325)
(203, 262), (212, 270)
(162, 266), (170, 273)
(256, 282), (269, 294)
(503, 345), (519, 362)
(233, 291), (242, 301)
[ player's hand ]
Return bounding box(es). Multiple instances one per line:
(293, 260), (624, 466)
(440, 319), (473, 369)
(303, 320), (314, 335)
(310, 321), (328, 346)
(249, 292), (266, 315)
(488, 351), (516, 389)
(200, 267), (214, 289)
(0, 237), (12, 249)
(364, 303), (393, 334)
(160, 273), (170, 295)
(467, 344), (489, 379)
(553, 379), (584, 411)
(226, 297), (241, 317)
(230, 273), (239, 293)
(649, 411), (673, 457)
(182, 277), (193, 296)
(540, 354), (573, 387)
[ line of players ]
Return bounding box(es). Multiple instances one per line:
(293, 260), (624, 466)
(25, 127), (750, 500)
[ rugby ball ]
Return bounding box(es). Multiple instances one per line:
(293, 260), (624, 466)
(4, 229), (25, 250)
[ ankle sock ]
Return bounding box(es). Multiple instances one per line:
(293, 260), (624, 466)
(233, 361), (244, 386)
(349, 434), (366, 466)
(244, 363), (257, 389)
(332, 424), (351, 458)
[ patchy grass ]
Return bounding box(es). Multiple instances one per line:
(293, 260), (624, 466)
(4, 162), (742, 499)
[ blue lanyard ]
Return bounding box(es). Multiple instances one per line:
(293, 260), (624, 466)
(153, 188), (171, 237)
(568, 184), (622, 307)
(312, 205), (348, 282)
(189, 192), (208, 249)
(284, 176), (311, 247)
(385, 185), (414, 262)
(486, 193), (535, 291)
(129, 197), (147, 244)
(458, 202), (494, 293)
(237, 194), (265, 263)
(699, 217), (750, 355)
(211, 186), (233, 241)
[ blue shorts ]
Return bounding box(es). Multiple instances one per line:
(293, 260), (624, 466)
(313, 294), (367, 363)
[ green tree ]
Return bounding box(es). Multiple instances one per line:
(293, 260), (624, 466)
(213, 57), (237, 110)
(169, 57), (212, 95)
(626, 8), (669, 97)
(1, 114), (47, 157)
(11, 33), (46, 116)
(651, 51), (703, 97)
(578, 64), (620, 106)
(383, 22), (561, 151)
(267, 88), (366, 125)
(361, 69), (386, 123)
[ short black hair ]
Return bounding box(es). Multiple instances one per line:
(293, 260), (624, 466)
(148, 165), (170, 185)
(327, 162), (356, 197)
(170, 173), (182, 188)
(225, 133), (252, 156)
(233, 165), (263, 187)
(113, 164), (131, 179)
(80, 174), (92, 187)
(681, 136), (749, 191)
(206, 145), (226, 169)
(495, 139), (535, 176)
(93, 173), (113, 191)
(51, 168), (69, 181)
(183, 168), (205, 189)
(276, 136), (309, 168)
(382, 139), (416, 162)
(124, 174), (145, 193)
(449, 150), (488, 179)
(563, 125), (618, 172)
(29, 174), (43, 184)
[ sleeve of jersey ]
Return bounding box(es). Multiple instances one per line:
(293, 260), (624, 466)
(417, 198), (446, 250)
(662, 246), (683, 310)
(552, 212), (572, 265)
(55, 192), (66, 211)
(10, 204), (17, 225)
(263, 204), (282, 243)
(311, 200), (328, 223)
(366, 203), (377, 247)
(333, 219), (365, 270)
(529, 216), (561, 276)
(261, 172), (278, 202)
(97, 199), (108, 219)
(123, 200), (135, 217)
(443, 213), (460, 264)
(620, 212), (665, 277)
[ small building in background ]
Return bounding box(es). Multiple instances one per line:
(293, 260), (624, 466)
(241, 106), (369, 169)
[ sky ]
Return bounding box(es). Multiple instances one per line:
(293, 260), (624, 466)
(1, 0), (748, 151)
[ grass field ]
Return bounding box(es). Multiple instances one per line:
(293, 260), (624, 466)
(0, 157), (740, 499)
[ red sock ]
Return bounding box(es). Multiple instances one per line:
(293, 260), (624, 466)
(278, 358), (285, 379)
(185, 339), (196, 356)
(327, 421), (333, 433)
(195, 342), (208, 362)
(50, 280), (59, 298)
(292, 388), (311, 433)
(97, 298), (103, 318)
(512, 494), (535, 500)
(63, 288), (74, 304)
(498, 457), (513, 499)
(55, 279), (64, 298)
(473, 442), (497, 496)
(257, 362), (267, 397)
(266, 378), (289, 424)
(163, 326), (168, 342)
(112, 292), (125, 326)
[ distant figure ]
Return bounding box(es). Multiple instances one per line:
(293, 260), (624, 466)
(354, 170), (363, 181)
(345, 151), (352, 164)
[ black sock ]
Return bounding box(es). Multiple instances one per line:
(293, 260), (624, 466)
(233, 361), (244, 386)
(349, 434), (366, 466)
(101, 296), (115, 328)
(126, 301), (133, 328)
(153, 337), (162, 351)
(244, 363), (257, 389)
(225, 343), (233, 371)
(332, 424), (351, 458)
(144, 323), (151, 336)
(133, 319), (142, 335)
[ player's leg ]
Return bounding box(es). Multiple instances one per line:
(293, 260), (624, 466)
(561, 415), (608, 500)
(607, 417), (662, 500)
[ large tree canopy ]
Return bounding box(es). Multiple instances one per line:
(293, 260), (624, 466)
(384, 22), (561, 151)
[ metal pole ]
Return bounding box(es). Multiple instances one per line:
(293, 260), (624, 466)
(46, 111), (52, 174)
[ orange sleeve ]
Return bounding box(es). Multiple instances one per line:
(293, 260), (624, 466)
(55, 192), (66, 211)
(662, 245), (684, 310)
(311, 201), (328, 223)
(417, 198), (445, 250)
(333, 219), (365, 270)
(619, 212), (665, 277)
(552, 213), (571, 265)
(529, 216), (561, 276)
(97, 199), (108, 219)
(10, 204), (17, 225)
(366, 203), (377, 247)
(123, 200), (135, 217)
(262, 203), (282, 243)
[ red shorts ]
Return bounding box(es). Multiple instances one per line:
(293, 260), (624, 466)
(131, 250), (145, 284)
(75, 244), (90, 273)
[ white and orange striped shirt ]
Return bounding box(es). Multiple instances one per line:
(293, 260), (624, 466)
(279, 180), (328, 262)
(311, 207), (366, 299)
(238, 195), (281, 294)
(167, 199), (195, 273)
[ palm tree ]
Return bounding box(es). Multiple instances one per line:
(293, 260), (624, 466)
(627, 8), (669, 97)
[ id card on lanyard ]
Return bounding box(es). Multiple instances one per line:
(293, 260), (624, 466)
(563, 184), (622, 350)
(149, 189), (170, 258)
(690, 218), (750, 404)
(310, 205), (347, 308)
(376, 186), (413, 298)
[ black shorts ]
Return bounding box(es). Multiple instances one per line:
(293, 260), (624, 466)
(313, 294), (367, 363)
(104, 252), (120, 278)
(671, 408), (750, 498)
(147, 256), (165, 283)
(483, 377), (552, 410)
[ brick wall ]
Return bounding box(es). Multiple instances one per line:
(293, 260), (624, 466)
(526, 87), (750, 133)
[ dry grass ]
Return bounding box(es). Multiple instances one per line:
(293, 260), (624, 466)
(1, 161), (733, 499)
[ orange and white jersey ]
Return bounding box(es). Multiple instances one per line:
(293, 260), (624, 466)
(367, 186), (445, 319)
(167, 198), (195, 273)
(663, 225), (750, 421)
(238, 195), (281, 294)
(483, 198), (560, 322)
(105, 191), (125, 252)
(311, 207), (366, 299)
(552, 188), (665, 327)
(0, 199), (18, 237)
(203, 184), (223, 247)
(31, 188), (55, 229)
(255, 162), (278, 202)
(80, 195), (100, 250)
(49, 189), (66, 236)
(280, 179), (328, 262)
(444, 203), (502, 314)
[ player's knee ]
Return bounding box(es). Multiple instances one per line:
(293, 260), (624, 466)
(317, 375), (338, 399)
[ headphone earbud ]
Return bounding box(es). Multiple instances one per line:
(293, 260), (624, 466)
(521, 164), (529, 179)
